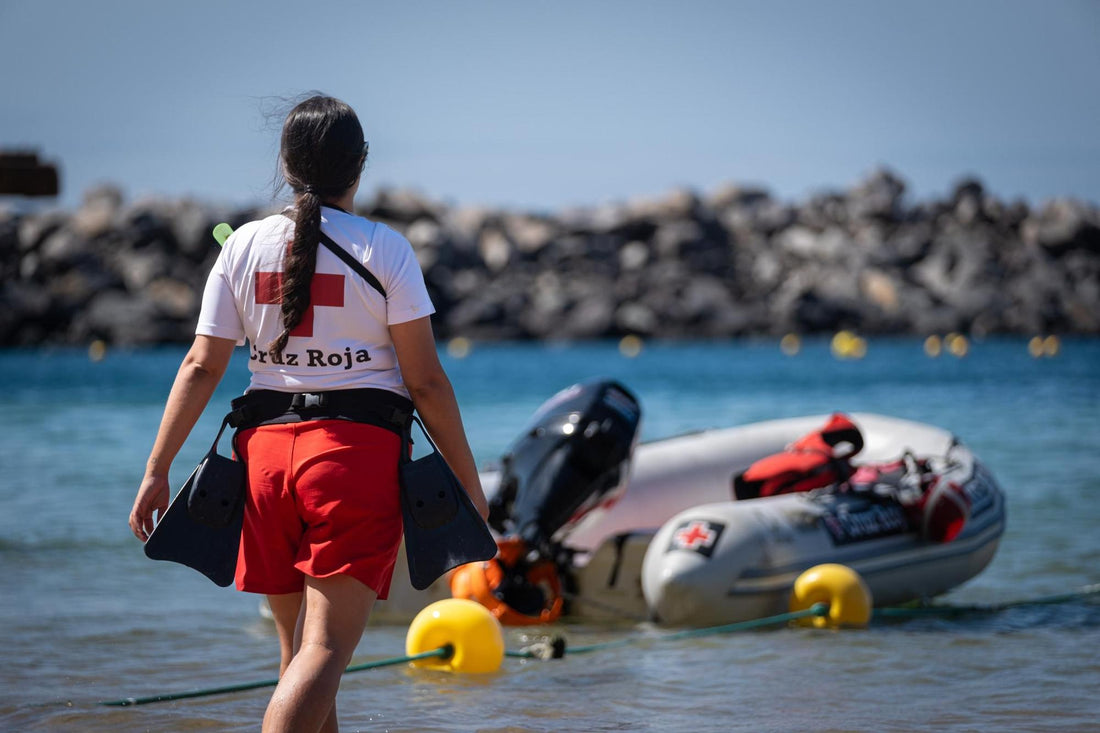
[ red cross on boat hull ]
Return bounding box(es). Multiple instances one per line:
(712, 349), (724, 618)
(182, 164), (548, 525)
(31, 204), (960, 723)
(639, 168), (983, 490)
(668, 519), (725, 558)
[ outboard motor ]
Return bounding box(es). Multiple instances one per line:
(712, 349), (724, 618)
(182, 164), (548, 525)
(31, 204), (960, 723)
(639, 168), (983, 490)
(456, 379), (641, 626)
(490, 379), (642, 552)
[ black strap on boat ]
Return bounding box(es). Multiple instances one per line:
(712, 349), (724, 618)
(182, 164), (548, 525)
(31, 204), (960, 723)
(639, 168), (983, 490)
(318, 231), (386, 299)
(228, 388), (412, 437)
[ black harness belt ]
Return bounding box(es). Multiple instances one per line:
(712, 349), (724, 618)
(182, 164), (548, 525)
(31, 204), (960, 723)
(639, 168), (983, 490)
(228, 388), (413, 436)
(145, 385), (496, 590)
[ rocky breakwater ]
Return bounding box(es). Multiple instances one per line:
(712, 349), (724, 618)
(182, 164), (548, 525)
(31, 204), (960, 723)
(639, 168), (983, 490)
(2, 169), (1098, 346)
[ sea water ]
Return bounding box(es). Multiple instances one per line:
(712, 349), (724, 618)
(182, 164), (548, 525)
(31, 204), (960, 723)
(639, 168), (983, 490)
(1, 338), (1098, 732)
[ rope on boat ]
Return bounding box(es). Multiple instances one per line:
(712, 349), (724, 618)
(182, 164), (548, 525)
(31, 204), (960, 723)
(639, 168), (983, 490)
(97, 646), (453, 707)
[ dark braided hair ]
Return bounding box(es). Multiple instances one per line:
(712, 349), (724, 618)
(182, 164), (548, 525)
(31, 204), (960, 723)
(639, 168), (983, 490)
(270, 95), (367, 356)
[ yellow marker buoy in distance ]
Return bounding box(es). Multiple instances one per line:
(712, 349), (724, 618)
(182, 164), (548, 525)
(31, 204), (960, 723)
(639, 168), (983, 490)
(88, 339), (107, 362)
(831, 330), (866, 358)
(1028, 336), (1044, 358)
(831, 331), (853, 358)
(619, 334), (643, 358)
(923, 335), (942, 358)
(405, 599), (504, 673)
(831, 330), (867, 360)
(1029, 335), (1061, 358)
(849, 335), (867, 359)
(789, 563), (872, 629)
(945, 332), (969, 358)
(780, 333), (801, 356)
(446, 337), (472, 359)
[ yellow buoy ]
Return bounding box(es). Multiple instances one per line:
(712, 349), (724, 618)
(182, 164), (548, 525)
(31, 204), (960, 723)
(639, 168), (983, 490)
(830, 330), (852, 359)
(405, 599), (504, 673)
(945, 333), (969, 358)
(618, 334), (644, 358)
(1042, 335), (1060, 357)
(447, 337), (472, 359)
(849, 335), (867, 359)
(88, 339), (108, 363)
(923, 335), (942, 358)
(780, 333), (801, 356)
(789, 563), (872, 629)
(831, 331), (867, 360)
(1028, 336), (1044, 358)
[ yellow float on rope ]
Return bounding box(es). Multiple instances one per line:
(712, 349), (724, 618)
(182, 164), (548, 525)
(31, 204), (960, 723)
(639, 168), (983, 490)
(405, 599), (505, 673)
(789, 563), (872, 629)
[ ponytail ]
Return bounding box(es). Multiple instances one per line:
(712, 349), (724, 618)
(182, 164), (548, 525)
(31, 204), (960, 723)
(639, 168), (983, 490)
(269, 190), (322, 357)
(269, 94), (367, 357)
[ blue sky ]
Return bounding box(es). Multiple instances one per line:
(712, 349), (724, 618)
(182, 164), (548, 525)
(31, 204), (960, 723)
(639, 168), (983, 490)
(2, 0), (1098, 212)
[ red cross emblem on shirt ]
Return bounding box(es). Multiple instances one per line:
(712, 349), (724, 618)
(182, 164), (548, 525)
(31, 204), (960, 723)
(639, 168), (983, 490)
(669, 520), (723, 557)
(256, 272), (345, 338)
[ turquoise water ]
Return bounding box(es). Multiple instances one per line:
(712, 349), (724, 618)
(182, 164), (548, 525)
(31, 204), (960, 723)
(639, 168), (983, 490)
(1, 338), (1098, 731)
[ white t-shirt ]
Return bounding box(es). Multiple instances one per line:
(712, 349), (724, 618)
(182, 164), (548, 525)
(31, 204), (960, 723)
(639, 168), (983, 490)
(196, 206), (435, 396)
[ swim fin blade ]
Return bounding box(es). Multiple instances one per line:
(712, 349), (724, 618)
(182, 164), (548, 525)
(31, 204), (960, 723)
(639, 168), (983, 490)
(143, 466), (243, 587)
(400, 450), (497, 591)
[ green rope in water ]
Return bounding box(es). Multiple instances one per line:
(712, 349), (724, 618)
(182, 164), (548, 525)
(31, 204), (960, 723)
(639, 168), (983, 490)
(872, 583), (1100, 619)
(507, 603), (830, 658)
(100, 585), (1099, 706)
(98, 646), (452, 707)
(509, 584), (1100, 659)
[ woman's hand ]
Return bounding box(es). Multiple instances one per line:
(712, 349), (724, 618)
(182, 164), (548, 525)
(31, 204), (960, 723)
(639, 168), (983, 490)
(130, 473), (170, 541)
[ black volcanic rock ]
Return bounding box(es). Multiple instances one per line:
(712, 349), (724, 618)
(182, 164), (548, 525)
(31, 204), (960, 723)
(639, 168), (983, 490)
(1, 170), (1098, 346)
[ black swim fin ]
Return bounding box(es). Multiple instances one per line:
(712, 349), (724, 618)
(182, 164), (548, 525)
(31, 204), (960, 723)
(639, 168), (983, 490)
(400, 421), (497, 590)
(143, 466), (243, 587)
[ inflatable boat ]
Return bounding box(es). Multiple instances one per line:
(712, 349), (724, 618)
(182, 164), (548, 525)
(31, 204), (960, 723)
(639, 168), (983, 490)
(374, 380), (1006, 627)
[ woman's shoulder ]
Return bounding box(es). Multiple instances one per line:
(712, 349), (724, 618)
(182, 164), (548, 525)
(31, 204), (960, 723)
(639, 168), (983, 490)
(329, 209), (411, 249)
(219, 215), (291, 268)
(227, 214), (290, 244)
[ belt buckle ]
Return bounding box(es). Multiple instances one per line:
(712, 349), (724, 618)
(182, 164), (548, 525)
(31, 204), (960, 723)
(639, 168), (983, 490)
(291, 392), (327, 412)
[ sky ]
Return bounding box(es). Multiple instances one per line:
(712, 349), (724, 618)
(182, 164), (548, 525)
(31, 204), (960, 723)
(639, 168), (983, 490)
(2, 0), (1098, 213)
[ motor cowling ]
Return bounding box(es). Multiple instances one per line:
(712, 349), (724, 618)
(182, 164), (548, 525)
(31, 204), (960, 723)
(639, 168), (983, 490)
(489, 379), (641, 553)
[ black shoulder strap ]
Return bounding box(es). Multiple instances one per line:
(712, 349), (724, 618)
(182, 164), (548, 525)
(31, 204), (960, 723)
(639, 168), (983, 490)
(318, 231), (387, 299)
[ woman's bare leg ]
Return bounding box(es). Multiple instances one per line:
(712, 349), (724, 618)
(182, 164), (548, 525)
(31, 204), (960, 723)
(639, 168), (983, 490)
(266, 592), (304, 675)
(263, 575), (376, 733)
(268, 591), (340, 731)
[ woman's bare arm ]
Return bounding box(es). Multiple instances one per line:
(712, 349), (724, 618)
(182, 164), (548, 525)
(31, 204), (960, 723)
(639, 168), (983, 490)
(129, 335), (237, 540)
(390, 317), (488, 519)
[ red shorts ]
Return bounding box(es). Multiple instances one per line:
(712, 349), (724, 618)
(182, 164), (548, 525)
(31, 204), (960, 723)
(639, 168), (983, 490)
(233, 419), (403, 599)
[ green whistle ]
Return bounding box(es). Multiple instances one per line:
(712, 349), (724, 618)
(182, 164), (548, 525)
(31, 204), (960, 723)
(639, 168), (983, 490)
(213, 222), (234, 246)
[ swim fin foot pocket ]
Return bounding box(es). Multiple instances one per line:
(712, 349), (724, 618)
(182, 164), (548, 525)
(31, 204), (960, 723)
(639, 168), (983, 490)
(144, 415), (245, 587)
(400, 417), (497, 590)
(186, 417), (246, 529)
(143, 465), (244, 587)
